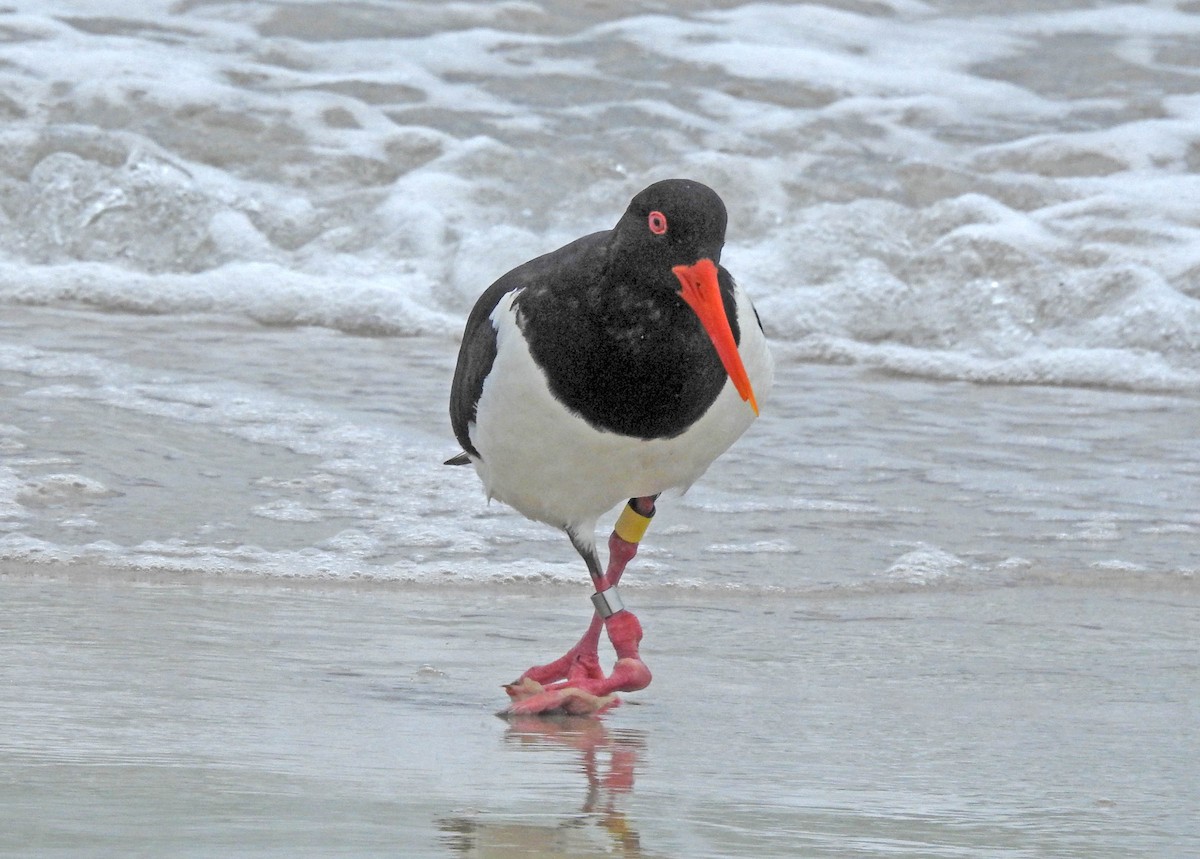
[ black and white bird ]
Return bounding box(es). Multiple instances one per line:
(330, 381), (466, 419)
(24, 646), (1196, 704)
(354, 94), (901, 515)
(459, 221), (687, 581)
(447, 178), (772, 716)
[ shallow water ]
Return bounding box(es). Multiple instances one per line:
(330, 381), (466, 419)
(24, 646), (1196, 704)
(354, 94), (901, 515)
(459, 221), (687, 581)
(3, 576), (1197, 858)
(3, 301), (1197, 855)
(2, 303), (1197, 590)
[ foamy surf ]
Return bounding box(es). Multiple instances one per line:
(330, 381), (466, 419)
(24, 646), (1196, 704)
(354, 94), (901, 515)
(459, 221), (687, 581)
(1, 1), (1198, 392)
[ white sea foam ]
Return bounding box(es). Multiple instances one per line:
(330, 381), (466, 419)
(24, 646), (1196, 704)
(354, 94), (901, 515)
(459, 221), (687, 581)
(882, 545), (967, 586)
(1, 1), (1198, 392)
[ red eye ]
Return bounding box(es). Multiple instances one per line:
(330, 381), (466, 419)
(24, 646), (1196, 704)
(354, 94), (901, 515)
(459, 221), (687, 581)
(647, 210), (668, 235)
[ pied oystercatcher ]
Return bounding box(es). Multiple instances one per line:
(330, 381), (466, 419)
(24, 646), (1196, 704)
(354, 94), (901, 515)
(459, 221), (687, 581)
(447, 178), (773, 715)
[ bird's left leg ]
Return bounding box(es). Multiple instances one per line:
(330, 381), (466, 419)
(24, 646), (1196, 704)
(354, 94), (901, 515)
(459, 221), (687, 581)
(503, 497), (657, 716)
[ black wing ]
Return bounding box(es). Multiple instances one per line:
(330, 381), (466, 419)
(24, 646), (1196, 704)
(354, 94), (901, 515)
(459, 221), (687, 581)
(448, 275), (516, 460)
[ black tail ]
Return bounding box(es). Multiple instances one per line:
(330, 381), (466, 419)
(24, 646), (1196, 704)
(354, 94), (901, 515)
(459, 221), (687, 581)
(443, 452), (472, 466)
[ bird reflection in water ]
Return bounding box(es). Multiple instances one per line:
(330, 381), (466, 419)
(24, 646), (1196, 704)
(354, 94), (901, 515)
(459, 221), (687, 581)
(439, 715), (652, 858)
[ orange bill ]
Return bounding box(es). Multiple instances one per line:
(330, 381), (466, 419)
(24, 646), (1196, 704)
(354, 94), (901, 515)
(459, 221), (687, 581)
(672, 258), (759, 416)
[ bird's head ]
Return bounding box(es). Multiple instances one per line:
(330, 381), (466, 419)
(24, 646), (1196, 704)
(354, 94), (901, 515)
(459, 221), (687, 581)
(612, 178), (728, 269)
(610, 179), (758, 416)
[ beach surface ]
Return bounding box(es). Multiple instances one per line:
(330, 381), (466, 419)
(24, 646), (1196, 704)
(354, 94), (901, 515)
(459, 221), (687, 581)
(4, 568), (1196, 859)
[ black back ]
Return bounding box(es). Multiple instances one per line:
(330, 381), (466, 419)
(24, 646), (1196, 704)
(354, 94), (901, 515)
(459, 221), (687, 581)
(449, 179), (744, 458)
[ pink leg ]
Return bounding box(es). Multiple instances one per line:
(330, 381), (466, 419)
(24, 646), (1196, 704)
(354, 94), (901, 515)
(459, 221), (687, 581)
(509, 613), (606, 689)
(502, 498), (656, 716)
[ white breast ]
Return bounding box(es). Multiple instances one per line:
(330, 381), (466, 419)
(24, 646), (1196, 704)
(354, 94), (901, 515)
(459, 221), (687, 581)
(467, 285), (773, 537)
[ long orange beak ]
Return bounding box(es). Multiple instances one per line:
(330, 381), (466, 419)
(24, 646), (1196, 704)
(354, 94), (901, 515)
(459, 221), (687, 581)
(672, 258), (759, 416)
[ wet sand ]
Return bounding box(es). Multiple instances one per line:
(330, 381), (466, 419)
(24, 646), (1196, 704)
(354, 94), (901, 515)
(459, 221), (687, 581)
(3, 566), (1195, 858)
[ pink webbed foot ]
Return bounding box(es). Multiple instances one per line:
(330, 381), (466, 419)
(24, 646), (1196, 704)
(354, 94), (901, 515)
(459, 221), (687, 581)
(502, 677), (620, 717)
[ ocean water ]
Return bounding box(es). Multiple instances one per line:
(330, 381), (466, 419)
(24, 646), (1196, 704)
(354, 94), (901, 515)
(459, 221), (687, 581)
(1, 1), (1198, 856)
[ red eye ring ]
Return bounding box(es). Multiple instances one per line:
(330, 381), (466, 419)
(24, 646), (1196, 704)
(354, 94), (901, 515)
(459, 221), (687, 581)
(647, 210), (668, 235)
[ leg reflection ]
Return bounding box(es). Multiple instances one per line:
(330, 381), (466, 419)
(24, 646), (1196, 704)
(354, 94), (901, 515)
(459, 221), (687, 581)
(439, 716), (650, 857)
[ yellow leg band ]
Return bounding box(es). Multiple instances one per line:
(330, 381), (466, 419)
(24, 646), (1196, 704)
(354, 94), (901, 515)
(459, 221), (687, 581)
(613, 502), (653, 544)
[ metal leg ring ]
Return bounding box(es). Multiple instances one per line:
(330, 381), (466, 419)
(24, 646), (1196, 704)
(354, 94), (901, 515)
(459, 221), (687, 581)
(591, 586), (625, 618)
